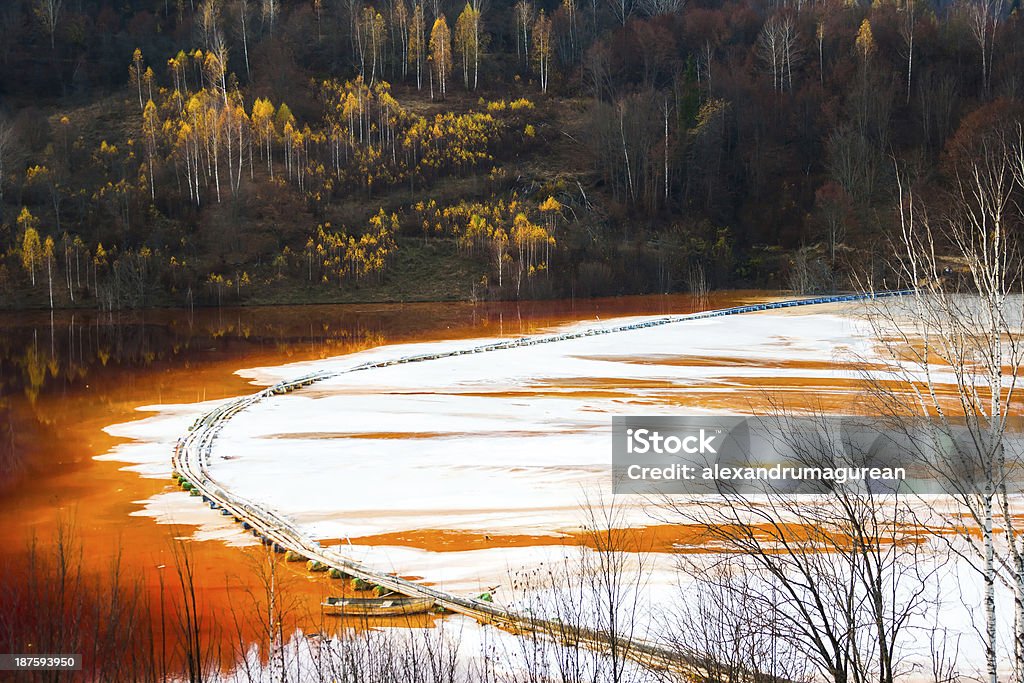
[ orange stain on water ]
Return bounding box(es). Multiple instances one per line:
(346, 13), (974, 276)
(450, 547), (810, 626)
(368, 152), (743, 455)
(0, 293), (782, 666)
(8, 292), (977, 673)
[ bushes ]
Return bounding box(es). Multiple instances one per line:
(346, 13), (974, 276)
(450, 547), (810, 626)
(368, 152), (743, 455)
(350, 577), (372, 591)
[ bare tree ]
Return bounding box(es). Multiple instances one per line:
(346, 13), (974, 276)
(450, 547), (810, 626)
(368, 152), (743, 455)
(507, 495), (652, 683)
(898, 0), (919, 104)
(34, 0), (63, 49)
(963, 0), (1005, 98)
(513, 0), (533, 69)
(261, 0), (277, 36)
(861, 122), (1024, 683)
(236, 0), (252, 80)
(607, 0), (633, 27)
(658, 412), (940, 683)
(579, 495), (650, 683)
(638, 0), (684, 17)
(169, 535), (216, 683)
(918, 69), (959, 155)
(757, 14), (801, 93)
(663, 560), (813, 683)
(816, 17), (825, 86)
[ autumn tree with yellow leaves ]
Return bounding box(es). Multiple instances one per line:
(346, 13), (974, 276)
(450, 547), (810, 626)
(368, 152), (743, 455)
(454, 2), (484, 90)
(43, 235), (54, 309)
(409, 2), (426, 90)
(129, 48), (146, 111)
(429, 15), (452, 99)
(413, 195), (553, 295)
(17, 207), (41, 287)
(303, 209), (398, 285)
(357, 6), (386, 84)
(532, 10), (552, 94)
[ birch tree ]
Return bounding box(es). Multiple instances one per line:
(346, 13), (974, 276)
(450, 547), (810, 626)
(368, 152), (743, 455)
(898, 0), (918, 104)
(34, 0), (63, 50)
(428, 14), (452, 98)
(261, 0), (277, 35)
(454, 3), (480, 90)
(964, 0), (1005, 99)
(142, 100), (160, 200)
(392, 0), (409, 79)
(129, 49), (146, 111)
(532, 10), (552, 94)
(237, 0), (251, 79)
(360, 7), (387, 83)
(18, 208), (41, 287)
(638, 0), (682, 16)
(43, 236), (54, 309)
(561, 0), (577, 61)
(757, 14), (800, 93)
(409, 2), (426, 89)
(513, 0), (532, 68)
(251, 97), (276, 179)
(471, 0), (484, 90)
(816, 18), (825, 86)
(606, 0), (632, 26)
(862, 117), (1024, 683)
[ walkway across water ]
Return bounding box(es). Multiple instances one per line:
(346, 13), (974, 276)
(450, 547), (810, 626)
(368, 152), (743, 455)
(171, 290), (910, 674)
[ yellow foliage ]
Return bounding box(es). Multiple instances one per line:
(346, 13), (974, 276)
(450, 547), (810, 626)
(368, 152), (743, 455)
(855, 19), (876, 59)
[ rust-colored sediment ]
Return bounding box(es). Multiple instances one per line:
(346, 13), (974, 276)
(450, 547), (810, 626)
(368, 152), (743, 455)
(341, 522), (929, 555)
(0, 294), (990, 674)
(0, 294), (766, 668)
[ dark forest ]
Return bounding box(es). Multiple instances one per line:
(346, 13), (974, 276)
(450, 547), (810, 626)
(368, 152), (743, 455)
(0, 0), (1021, 308)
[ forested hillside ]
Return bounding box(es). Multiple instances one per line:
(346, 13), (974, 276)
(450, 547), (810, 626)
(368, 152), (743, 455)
(0, 0), (1021, 308)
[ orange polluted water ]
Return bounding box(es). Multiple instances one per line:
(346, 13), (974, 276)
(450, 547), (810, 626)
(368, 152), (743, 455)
(0, 293), (778, 674)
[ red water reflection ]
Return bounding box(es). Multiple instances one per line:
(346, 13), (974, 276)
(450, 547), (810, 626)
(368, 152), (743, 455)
(0, 293), (770, 677)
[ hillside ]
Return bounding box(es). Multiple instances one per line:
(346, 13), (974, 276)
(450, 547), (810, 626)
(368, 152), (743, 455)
(0, 0), (1021, 309)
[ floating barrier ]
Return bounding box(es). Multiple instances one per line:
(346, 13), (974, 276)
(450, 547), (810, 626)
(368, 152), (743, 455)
(171, 290), (912, 675)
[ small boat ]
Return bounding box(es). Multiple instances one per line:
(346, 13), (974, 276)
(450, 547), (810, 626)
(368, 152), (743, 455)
(321, 596), (435, 617)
